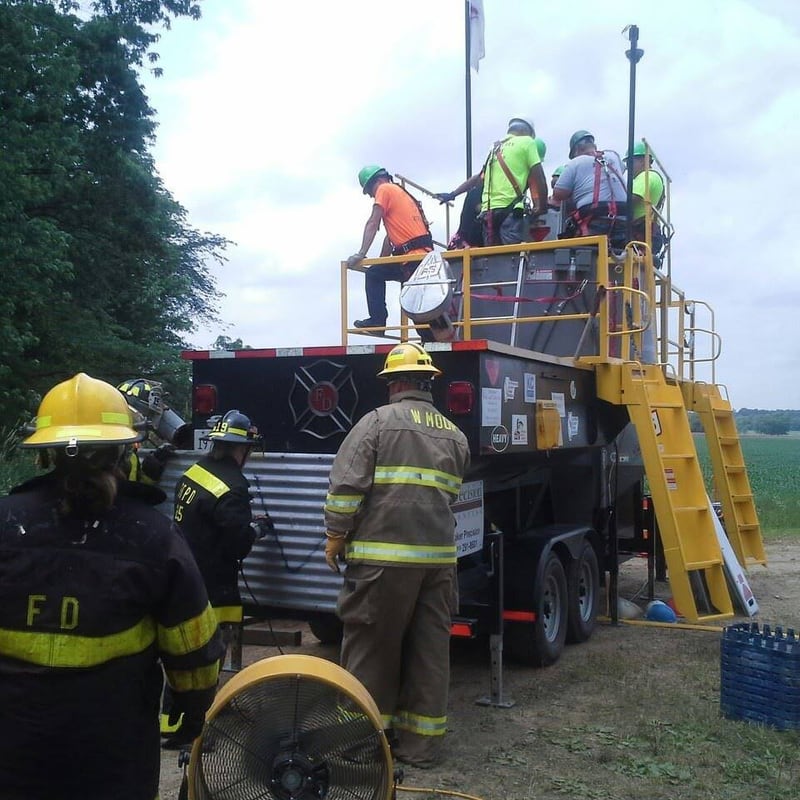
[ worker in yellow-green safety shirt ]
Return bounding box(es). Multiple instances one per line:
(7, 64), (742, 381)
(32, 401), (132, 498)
(324, 343), (470, 768)
(435, 117), (549, 245)
(0, 373), (222, 800)
(625, 140), (665, 261)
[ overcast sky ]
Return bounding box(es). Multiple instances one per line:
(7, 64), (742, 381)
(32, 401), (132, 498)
(139, 0), (799, 410)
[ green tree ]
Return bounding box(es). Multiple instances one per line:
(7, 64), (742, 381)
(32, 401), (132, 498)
(755, 415), (790, 436)
(0, 0), (226, 422)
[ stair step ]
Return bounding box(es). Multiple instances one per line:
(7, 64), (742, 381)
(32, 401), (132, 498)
(731, 494), (754, 503)
(685, 559), (724, 570)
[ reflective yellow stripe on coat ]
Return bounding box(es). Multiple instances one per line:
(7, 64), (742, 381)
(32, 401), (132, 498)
(0, 618), (157, 668)
(373, 465), (462, 495)
(324, 493), (363, 514)
(184, 463), (230, 498)
(157, 604), (219, 656)
(393, 709), (448, 737)
(347, 540), (456, 565)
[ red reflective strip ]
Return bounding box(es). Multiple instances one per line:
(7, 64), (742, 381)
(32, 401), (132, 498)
(503, 610), (537, 623)
(182, 339), (491, 361)
(450, 622), (475, 638)
(451, 340), (489, 351)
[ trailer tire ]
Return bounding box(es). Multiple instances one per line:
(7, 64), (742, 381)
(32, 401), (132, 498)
(506, 551), (568, 667)
(308, 613), (343, 645)
(566, 540), (600, 644)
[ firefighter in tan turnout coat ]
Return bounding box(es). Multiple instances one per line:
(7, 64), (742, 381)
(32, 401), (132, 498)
(324, 342), (470, 768)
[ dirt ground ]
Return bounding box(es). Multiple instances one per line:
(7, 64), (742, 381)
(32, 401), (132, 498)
(159, 538), (800, 800)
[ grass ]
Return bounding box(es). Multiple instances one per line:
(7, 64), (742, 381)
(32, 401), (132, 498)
(479, 624), (800, 800)
(695, 435), (800, 536)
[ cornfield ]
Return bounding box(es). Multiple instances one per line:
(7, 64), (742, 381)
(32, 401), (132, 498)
(695, 434), (800, 535)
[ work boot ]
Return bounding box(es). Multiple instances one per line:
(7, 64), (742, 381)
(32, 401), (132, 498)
(354, 317), (387, 329)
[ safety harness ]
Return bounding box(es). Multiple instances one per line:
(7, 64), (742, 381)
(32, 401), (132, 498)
(481, 137), (544, 245)
(567, 151), (628, 238)
(390, 183), (434, 256)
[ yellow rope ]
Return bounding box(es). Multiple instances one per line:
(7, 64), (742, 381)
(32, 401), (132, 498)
(397, 784), (487, 800)
(598, 615), (724, 632)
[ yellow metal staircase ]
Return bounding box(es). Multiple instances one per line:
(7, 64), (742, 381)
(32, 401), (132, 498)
(597, 362), (734, 623)
(682, 383), (766, 568)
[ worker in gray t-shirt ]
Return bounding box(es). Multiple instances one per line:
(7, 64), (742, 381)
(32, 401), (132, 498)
(551, 130), (628, 246)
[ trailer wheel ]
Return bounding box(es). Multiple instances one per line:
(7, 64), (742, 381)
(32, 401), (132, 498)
(566, 540), (600, 644)
(506, 551), (568, 667)
(308, 613), (343, 645)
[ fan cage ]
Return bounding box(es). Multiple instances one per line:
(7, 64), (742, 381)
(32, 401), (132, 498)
(189, 655), (393, 800)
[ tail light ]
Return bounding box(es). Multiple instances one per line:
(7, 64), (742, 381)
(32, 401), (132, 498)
(447, 381), (474, 415)
(193, 384), (217, 416)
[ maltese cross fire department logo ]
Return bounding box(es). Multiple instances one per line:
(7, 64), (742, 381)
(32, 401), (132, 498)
(289, 360), (359, 439)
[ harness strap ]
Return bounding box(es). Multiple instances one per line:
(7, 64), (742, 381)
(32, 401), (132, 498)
(391, 233), (433, 256)
(493, 140), (525, 203)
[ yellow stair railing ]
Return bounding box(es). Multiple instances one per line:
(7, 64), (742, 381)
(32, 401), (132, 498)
(597, 361), (734, 623)
(683, 382), (766, 568)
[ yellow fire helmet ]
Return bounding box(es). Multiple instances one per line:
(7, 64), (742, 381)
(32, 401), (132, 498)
(21, 373), (145, 451)
(377, 342), (442, 378)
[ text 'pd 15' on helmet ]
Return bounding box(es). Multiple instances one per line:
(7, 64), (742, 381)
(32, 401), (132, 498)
(358, 165), (389, 194)
(206, 409), (262, 445)
(21, 373), (144, 449)
(378, 342), (442, 379)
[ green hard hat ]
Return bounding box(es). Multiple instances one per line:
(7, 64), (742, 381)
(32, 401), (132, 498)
(534, 137), (546, 161)
(625, 140), (648, 160)
(569, 129), (594, 158)
(358, 165), (388, 194)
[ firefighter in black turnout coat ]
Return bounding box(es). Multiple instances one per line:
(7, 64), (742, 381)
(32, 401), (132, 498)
(0, 373), (223, 800)
(173, 409), (264, 626)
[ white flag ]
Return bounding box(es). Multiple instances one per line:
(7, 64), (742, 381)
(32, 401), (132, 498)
(469, 0), (485, 72)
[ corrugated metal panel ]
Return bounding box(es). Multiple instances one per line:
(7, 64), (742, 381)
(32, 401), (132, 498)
(157, 451), (342, 617)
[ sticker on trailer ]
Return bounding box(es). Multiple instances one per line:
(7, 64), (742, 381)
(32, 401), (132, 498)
(551, 392), (566, 417)
(289, 360), (359, 439)
(485, 358), (501, 386)
(529, 268), (554, 281)
(511, 415), (528, 445)
(524, 373), (536, 403)
(490, 425), (509, 452)
(503, 376), (518, 401)
(651, 409), (662, 436)
(567, 411), (579, 441)
(193, 429), (211, 450)
(453, 481), (484, 557)
(665, 467), (677, 490)
(481, 388), (502, 426)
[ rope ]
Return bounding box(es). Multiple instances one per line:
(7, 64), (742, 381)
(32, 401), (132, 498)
(397, 785), (488, 800)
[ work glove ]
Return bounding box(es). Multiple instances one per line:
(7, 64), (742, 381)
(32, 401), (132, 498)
(251, 513), (275, 540)
(435, 191), (456, 204)
(346, 252), (366, 268)
(162, 700), (206, 750)
(325, 531), (347, 573)
(153, 442), (176, 463)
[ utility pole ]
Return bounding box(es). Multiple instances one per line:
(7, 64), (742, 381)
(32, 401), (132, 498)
(624, 25), (644, 245)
